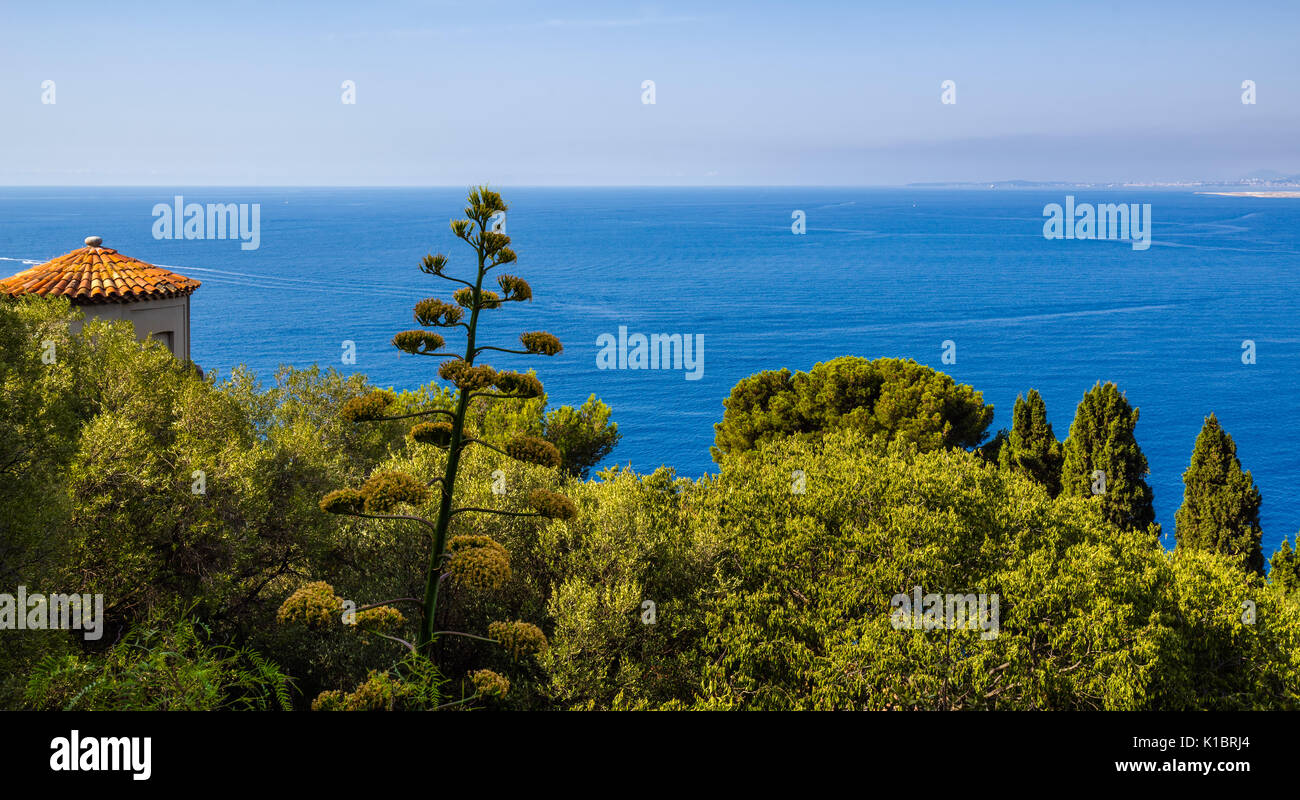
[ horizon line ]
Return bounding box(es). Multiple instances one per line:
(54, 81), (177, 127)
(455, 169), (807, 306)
(0, 183), (1286, 190)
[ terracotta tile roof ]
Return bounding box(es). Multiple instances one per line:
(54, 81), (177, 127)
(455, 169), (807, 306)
(0, 237), (200, 304)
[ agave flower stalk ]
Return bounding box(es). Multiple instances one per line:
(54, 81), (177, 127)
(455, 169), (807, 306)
(319, 186), (574, 657)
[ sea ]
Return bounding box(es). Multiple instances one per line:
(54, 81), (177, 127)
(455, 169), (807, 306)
(2, 187), (1297, 556)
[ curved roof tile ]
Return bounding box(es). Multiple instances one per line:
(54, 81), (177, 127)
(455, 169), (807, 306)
(0, 239), (200, 304)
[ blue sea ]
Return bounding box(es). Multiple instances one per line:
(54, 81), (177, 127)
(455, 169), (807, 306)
(2, 187), (1298, 556)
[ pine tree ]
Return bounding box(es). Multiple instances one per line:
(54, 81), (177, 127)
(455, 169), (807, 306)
(1175, 414), (1264, 573)
(1269, 536), (1300, 593)
(997, 389), (1063, 496)
(1060, 381), (1155, 531)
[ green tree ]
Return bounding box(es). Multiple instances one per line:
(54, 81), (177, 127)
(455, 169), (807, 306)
(683, 430), (1300, 709)
(0, 294), (409, 706)
(997, 389), (1064, 496)
(1153, 549), (1298, 709)
(0, 289), (606, 709)
(712, 356), (993, 460)
(0, 296), (84, 705)
(1269, 536), (1300, 593)
(543, 396), (621, 479)
(1175, 414), (1264, 574)
(540, 466), (713, 709)
(2, 300), (367, 611)
(0, 296), (82, 589)
(1060, 381), (1155, 532)
(305, 187), (568, 708)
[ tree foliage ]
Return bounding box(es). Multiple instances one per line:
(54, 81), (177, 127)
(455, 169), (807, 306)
(1268, 536), (1300, 594)
(1175, 414), (1264, 574)
(1060, 381), (1156, 532)
(712, 356), (993, 460)
(543, 395), (621, 479)
(5, 279), (1299, 712)
(997, 389), (1063, 496)
(0, 286), (619, 709)
(668, 431), (1296, 708)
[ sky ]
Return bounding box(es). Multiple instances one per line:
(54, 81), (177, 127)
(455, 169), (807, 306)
(1, 0), (1298, 185)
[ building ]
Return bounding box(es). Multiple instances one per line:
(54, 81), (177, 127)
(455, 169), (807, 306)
(0, 236), (200, 359)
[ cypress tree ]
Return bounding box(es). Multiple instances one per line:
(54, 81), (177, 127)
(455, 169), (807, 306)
(1175, 414), (1264, 574)
(1269, 536), (1300, 593)
(997, 389), (1063, 496)
(1061, 381), (1155, 531)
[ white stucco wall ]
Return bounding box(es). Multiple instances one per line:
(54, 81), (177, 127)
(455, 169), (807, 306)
(69, 295), (192, 360)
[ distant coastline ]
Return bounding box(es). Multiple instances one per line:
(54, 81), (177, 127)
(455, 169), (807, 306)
(909, 176), (1300, 191)
(1195, 191), (1300, 198)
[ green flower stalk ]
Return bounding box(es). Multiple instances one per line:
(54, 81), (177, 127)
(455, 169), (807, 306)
(316, 186), (571, 665)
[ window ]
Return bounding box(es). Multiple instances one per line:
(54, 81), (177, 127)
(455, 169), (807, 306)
(150, 330), (175, 355)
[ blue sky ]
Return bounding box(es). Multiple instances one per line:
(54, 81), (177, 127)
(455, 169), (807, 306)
(2, 0), (1297, 185)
